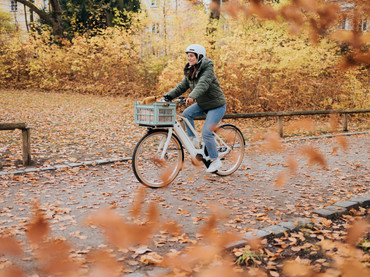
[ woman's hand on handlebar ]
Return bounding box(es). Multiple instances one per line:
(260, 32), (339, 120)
(161, 94), (173, 102)
(162, 96), (193, 105)
(186, 97), (195, 105)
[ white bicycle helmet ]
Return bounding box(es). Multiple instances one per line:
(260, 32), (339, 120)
(185, 44), (206, 59)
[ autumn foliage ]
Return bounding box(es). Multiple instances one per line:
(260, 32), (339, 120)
(1, 2), (369, 276)
(0, 0), (369, 113)
(0, 194), (369, 276)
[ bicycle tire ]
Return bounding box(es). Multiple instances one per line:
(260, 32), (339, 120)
(132, 129), (184, 188)
(214, 124), (245, 176)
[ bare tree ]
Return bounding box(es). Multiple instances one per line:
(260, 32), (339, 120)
(210, 0), (221, 20)
(16, 0), (64, 37)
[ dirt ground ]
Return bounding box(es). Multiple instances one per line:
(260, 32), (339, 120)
(1, 133), (369, 276)
(0, 90), (369, 276)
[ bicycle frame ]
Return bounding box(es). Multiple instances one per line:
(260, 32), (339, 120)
(133, 102), (246, 187)
(154, 113), (231, 163)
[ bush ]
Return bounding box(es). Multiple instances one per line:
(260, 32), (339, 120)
(0, 9), (14, 34)
(0, 6), (368, 113)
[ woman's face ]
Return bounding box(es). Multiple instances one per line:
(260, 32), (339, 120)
(187, 52), (198, 66)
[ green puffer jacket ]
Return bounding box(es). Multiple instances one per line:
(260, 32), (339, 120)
(167, 58), (226, 111)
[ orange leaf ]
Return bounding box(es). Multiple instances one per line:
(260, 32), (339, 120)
(210, 124), (219, 132)
(346, 219), (370, 245)
(187, 245), (219, 263)
(0, 266), (26, 277)
(146, 201), (159, 224)
(283, 260), (312, 277)
(223, 0), (244, 18)
(319, 218), (332, 228)
(329, 114), (340, 131)
(330, 30), (354, 43)
(162, 221), (182, 236)
(36, 238), (80, 276)
(274, 172), (288, 187)
(300, 145), (327, 168)
(331, 146), (339, 155)
(139, 252), (163, 265)
(191, 157), (202, 167)
(86, 208), (157, 249)
(0, 236), (23, 256)
(87, 250), (123, 276)
(262, 131), (282, 153)
(293, 0), (318, 12)
(129, 187), (146, 218)
(286, 157), (298, 175)
(336, 136), (348, 151)
(160, 165), (176, 184)
(26, 203), (50, 245)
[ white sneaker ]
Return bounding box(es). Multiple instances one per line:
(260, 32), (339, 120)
(190, 137), (200, 148)
(206, 158), (222, 173)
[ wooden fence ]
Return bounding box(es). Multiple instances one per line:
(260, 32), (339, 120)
(0, 109), (368, 168)
(0, 122), (31, 166)
(195, 109), (370, 137)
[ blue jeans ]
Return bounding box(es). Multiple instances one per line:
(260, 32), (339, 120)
(183, 103), (226, 160)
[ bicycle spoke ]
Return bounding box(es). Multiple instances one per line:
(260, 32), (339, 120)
(132, 131), (184, 187)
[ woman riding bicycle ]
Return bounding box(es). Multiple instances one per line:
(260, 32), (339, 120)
(163, 44), (226, 173)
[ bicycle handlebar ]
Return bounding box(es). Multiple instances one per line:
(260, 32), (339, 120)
(161, 96), (186, 105)
(173, 97), (186, 105)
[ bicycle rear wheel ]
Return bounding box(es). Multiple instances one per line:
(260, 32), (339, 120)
(132, 130), (184, 188)
(214, 124), (245, 176)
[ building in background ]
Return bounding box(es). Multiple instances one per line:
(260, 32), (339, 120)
(0, 0), (49, 33)
(337, 2), (368, 31)
(140, 0), (197, 35)
(1, 0), (367, 34)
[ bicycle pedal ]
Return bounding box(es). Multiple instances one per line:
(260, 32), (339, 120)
(203, 160), (211, 168)
(191, 158), (202, 166)
(195, 154), (203, 161)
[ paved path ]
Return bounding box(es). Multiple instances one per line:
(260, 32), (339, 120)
(0, 134), (368, 275)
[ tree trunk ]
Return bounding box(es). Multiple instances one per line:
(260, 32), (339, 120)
(207, 0), (221, 40)
(30, 0), (34, 25)
(118, 0), (124, 10)
(16, 0), (65, 37)
(24, 3), (29, 32)
(210, 0), (221, 20)
(48, 0), (64, 37)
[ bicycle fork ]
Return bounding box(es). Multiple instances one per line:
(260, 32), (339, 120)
(158, 128), (173, 160)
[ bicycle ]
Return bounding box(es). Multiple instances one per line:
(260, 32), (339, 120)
(132, 97), (245, 188)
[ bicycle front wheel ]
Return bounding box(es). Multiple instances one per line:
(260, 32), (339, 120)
(214, 124), (245, 176)
(132, 130), (184, 188)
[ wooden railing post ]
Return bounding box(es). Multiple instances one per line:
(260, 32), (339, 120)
(278, 116), (284, 137)
(0, 122), (32, 166)
(193, 109), (369, 137)
(343, 114), (348, 132)
(22, 127), (31, 166)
